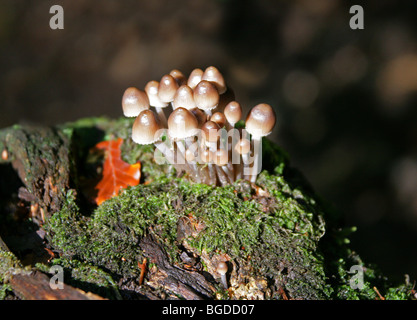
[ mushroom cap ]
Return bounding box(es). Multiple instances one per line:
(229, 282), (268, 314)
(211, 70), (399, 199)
(210, 112), (227, 129)
(158, 74), (179, 103)
(132, 109), (165, 145)
(216, 261), (228, 275)
(201, 121), (220, 143)
(245, 103), (276, 138)
(193, 80), (220, 112)
(145, 80), (169, 109)
(167, 107), (199, 140)
(224, 101), (242, 126)
(214, 148), (228, 166)
(172, 85), (196, 110)
(189, 107), (207, 128)
(202, 66), (227, 94)
(234, 138), (251, 155)
(169, 69), (187, 86)
(187, 68), (204, 89)
(122, 87), (150, 117)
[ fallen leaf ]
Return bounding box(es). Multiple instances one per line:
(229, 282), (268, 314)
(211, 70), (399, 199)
(94, 138), (141, 205)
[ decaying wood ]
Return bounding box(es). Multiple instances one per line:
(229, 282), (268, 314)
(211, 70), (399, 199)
(0, 125), (72, 220)
(139, 235), (216, 300)
(10, 272), (105, 300)
(0, 236), (10, 252)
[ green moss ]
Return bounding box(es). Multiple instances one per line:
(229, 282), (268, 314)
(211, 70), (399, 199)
(44, 171), (332, 299)
(1, 116), (413, 300)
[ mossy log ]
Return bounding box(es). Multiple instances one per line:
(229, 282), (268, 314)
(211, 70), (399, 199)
(0, 117), (413, 300)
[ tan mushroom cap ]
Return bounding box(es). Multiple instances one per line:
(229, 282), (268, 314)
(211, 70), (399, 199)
(210, 112), (227, 128)
(234, 138), (251, 155)
(189, 107), (207, 128)
(122, 87), (150, 117)
(194, 80), (220, 112)
(132, 109), (165, 145)
(169, 69), (187, 86)
(158, 74), (179, 103)
(245, 103), (276, 138)
(201, 121), (220, 143)
(172, 85), (196, 110)
(187, 68), (204, 89)
(167, 107), (199, 140)
(216, 261), (228, 275)
(145, 80), (168, 109)
(202, 66), (227, 94)
(224, 101), (242, 126)
(214, 148), (228, 166)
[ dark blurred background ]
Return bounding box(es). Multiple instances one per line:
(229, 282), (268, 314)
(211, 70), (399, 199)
(1, 0), (417, 282)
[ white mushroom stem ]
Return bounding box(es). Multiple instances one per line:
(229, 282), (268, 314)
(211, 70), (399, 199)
(249, 136), (261, 183)
(242, 151), (252, 181)
(227, 161), (235, 182)
(215, 165), (229, 186)
(184, 137), (200, 181)
(220, 273), (228, 290)
(154, 141), (183, 171)
(155, 107), (168, 127)
(216, 262), (228, 290)
(233, 137), (251, 181)
(208, 163), (217, 185)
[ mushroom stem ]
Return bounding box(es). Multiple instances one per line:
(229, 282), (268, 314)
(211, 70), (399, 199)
(216, 262), (229, 290)
(249, 136), (261, 183)
(184, 137), (200, 182)
(215, 165), (229, 186)
(234, 137), (251, 181)
(208, 164), (217, 186)
(227, 161), (235, 182)
(154, 141), (184, 172)
(242, 152), (251, 181)
(220, 274), (228, 290)
(205, 109), (212, 119)
(155, 107), (168, 127)
(174, 140), (193, 172)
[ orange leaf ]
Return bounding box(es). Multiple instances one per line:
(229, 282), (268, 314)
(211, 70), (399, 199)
(94, 138), (141, 205)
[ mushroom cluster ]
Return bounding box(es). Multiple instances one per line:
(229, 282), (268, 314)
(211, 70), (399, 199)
(122, 66), (276, 186)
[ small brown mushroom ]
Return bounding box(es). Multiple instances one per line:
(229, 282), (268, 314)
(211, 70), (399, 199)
(168, 107), (199, 170)
(201, 121), (221, 157)
(172, 85), (196, 110)
(169, 69), (187, 86)
(158, 74), (179, 104)
(187, 68), (204, 89)
(224, 101), (242, 128)
(145, 80), (169, 126)
(122, 87), (150, 117)
(202, 66), (227, 94)
(167, 107), (199, 141)
(210, 112), (227, 129)
(194, 80), (219, 118)
(216, 261), (229, 290)
(245, 103), (276, 183)
(132, 110), (175, 166)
